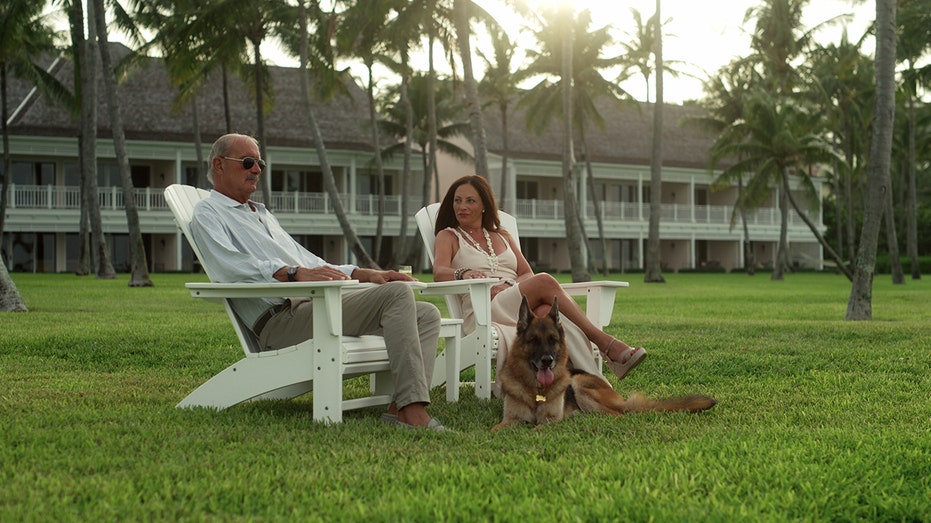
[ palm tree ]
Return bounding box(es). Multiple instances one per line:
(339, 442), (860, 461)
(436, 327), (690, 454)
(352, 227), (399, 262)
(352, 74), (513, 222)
(335, 0), (399, 263)
(133, 0), (218, 189)
(477, 21), (525, 211)
(557, 6), (587, 282)
(522, 9), (627, 275)
(379, 74), (473, 179)
(391, 0), (447, 207)
(520, 7), (633, 280)
(182, 0), (294, 207)
(711, 92), (852, 281)
(644, 0), (665, 283)
(1, 1), (60, 238)
(807, 33), (873, 268)
(895, 0), (931, 280)
(0, 0), (59, 310)
(618, 6), (686, 105)
(847, 0), (897, 320)
(73, 0), (116, 279)
(295, 0), (376, 268)
(744, 0), (811, 280)
(453, 0), (490, 179)
(93, 0), (153, 287)
(690, 59), (762, 275)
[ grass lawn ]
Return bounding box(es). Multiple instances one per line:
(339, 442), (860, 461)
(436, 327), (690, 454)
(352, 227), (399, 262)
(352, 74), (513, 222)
(1, 271), (929, 521)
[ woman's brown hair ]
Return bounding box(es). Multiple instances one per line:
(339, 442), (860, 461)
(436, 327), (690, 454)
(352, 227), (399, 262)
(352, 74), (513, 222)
(434, 175), (501, 235)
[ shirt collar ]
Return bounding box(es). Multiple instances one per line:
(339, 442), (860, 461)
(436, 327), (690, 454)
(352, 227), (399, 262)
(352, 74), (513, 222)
(209, 189), (265, 211)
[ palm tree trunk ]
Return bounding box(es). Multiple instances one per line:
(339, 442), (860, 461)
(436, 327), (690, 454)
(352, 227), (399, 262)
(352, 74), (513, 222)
(222, 66), (232, 133)
(192, 92), (206, 188)
(0, 65), (11, 238)
(454, 0), (489, 179)
(67, 2), (90, 276)
(644, 0), (665, 283)
(784, 184), (853, 281)
(396, 48), (415, 266)
(0, 66), (18, 292)
(77, 183), (90, 275)
(425, 28), (439, 204)
(843, 119), (857, 261)
(772, 174), (789, 281)
(499, 102), (510, 209)
(0, 260), (26, 312)
(81, 0), (114, 280)
(847, 0), (896, 320)
(558, 7), (588, 282)
(580, 130), (608, 275)
(94, 0), (152, 287)
(905, 93), (920, 280)
(251, 38), (272, 208)
(366, 62), (386, 264)
(737, 175), (754, 276)
(883, 179), (904, 284)
(297, 0), (376, 268)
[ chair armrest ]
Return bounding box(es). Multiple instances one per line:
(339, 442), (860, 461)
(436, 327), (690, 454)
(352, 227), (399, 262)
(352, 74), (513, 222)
(346, 281), (428, 291)
(419, 279), (498, 327)
(560, 281), (629, 328)
(186, 280), (361, 338)
(186, 280), (360, 300)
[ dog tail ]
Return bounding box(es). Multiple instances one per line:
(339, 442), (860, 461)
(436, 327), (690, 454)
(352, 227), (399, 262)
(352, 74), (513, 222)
(624, 393), (717, 414)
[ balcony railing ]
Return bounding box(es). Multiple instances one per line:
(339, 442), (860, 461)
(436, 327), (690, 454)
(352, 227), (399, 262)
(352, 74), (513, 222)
(5, 184), (819, 227)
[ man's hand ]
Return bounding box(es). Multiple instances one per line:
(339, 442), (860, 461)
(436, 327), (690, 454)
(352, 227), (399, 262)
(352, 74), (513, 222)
(353, 268), (416, 284)
(278, 265), (350, 282)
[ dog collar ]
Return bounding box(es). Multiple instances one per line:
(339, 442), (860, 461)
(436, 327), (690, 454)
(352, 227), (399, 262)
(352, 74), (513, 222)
(535, 394), (547, 403)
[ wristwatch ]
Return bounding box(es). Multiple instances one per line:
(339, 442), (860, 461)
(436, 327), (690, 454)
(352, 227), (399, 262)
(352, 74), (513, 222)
(503, 278), (516, 287)
(286, 266), (299, 282)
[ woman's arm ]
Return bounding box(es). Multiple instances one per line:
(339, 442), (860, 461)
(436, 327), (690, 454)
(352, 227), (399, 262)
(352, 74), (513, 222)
(433, 229), (461, 282)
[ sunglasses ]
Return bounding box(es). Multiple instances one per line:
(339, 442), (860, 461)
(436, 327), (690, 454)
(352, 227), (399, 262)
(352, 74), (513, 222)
(221, 156), (266, 171)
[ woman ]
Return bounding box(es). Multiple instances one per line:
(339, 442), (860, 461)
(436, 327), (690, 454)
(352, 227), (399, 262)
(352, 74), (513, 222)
(433, 175), (646, 381)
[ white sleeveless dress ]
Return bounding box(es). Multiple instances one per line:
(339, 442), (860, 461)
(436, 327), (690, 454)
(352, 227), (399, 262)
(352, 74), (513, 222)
(447, 227), (601, 377)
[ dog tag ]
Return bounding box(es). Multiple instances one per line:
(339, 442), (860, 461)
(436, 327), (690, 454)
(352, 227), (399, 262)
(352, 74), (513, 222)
(535, 394), (547, 403)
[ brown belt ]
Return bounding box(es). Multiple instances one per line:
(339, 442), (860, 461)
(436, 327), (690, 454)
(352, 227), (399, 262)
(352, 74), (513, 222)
(252, 302), (289, 337)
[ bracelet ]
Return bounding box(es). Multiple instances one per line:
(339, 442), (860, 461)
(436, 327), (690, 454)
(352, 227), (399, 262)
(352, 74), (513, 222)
(454, 267), (471, 280)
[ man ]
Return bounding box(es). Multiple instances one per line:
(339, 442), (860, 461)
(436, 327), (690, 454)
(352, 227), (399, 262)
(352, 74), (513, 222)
(189, 133), (444, 430)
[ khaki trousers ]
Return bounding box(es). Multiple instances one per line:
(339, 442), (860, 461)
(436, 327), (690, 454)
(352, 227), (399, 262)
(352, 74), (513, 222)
(258, 281), (440, 409)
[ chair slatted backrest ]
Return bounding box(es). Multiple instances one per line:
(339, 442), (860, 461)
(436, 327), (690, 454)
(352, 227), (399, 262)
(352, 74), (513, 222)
(164, 184), (262, 354)
(414, 202), (519, 318)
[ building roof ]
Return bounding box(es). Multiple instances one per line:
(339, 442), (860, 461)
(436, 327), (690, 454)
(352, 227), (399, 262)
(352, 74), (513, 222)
(8, 43), (374, 152)
(482, 95), (716, 170)
(9, 43), (717, 169)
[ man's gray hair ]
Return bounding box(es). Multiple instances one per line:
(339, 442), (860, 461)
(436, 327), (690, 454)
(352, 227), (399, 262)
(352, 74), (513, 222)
(207, 133), (259, 185)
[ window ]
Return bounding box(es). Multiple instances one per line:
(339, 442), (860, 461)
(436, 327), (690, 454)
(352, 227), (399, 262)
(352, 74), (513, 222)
(12, 161), (55, 185)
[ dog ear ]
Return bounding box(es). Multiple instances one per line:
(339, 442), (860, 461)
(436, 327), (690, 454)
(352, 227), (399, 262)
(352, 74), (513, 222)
(548, 296), (559, 323)
(517, 295), (531, 334)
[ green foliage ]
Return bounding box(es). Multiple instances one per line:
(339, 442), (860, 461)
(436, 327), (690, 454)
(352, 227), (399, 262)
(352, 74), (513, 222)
(1, 273), (929, 521)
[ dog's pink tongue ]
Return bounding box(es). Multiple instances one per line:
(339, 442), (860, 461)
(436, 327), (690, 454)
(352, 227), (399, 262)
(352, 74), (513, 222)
(537, 368), (554, 386)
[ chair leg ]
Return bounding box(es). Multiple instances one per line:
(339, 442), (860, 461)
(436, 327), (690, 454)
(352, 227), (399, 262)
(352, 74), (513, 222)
(444, 332), (461, 403)
(176, 344), (315, 410)
(472, 333), (494, 400)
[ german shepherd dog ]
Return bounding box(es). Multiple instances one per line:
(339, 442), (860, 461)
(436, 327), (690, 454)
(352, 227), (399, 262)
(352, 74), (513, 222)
(492, 296), (717, 431)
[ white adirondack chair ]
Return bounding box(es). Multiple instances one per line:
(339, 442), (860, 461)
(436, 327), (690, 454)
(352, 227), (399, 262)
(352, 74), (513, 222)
(415, 203), (629, 399)
(164, 184), (461, 423)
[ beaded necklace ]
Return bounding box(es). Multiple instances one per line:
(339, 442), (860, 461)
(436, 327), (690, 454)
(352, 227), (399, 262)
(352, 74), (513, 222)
(458, 226), (499, 273)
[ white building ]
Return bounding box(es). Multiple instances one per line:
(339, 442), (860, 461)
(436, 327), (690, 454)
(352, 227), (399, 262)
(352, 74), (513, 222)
(4, 45), (825, 274)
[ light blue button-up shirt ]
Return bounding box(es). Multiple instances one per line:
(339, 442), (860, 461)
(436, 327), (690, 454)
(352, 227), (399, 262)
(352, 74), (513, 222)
(189, 190), (356, 328)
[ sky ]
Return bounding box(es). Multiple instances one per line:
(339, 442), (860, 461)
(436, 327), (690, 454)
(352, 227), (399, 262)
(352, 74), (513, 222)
(89, 0), (877, 105)
(471, 0), (877, 103)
